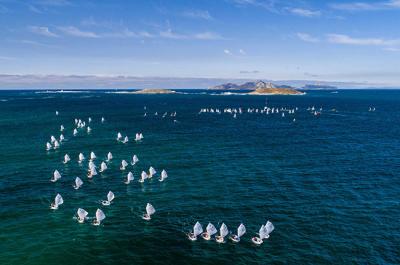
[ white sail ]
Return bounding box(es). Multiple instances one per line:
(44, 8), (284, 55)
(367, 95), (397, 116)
(149, 166), (156, 176)
(60, 125), (64, 131)
(219, 223), (228, 238)
(79, 153), (85, 162)
(117, 132), (122, 140)
(100, 162), (107, 172)
(160, 170), (168, 181)
(90, 167), (97, 176)
(141, 171), (148, 180)
(193, 222), (203, 237)
(107, 191), (115, 202)
(127, 172), (134, 182)
(146, 203), (155, 216)
(59, 134), (65, 142)
(96, 209), (106, 222)
(259, 225), (267, 239)
(54, 194), (63, 206)
(73, 128), (78, 136)
(121, 160), (128, 169)
(75, 177), (83, 188)
(123, 136), (129, 143)
(131, 155), (139, 165)
(77, 208), (88, 220)
(237, 223), (246, 238)
(265, 221), (274, 235)
(206, 223), (217, 236)
(51, 135), (56, 143)
(88, 161), (96, 170)
(139, 133), (143, 139)
(101, 117), (105, 123)
(88, 117), (92, 123)
(46, 142), (52, 150)
(107, 152), (113, 161)
(87, 126), (91, 133)
(90, 152), (96, 160)
(64, 154), (70, 163)
(54, 140), (60, 148)
(53, 170), (61, 181)
(55, 111), (59, 115)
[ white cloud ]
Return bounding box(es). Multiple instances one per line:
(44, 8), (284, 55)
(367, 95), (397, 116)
(289, 8), (321, 17)
(239, 49), (246, 55)
(331, 0), (400, 11)
(224, 49), (232, 55)
(326, 33), (400, 46)
(58, 26), (99, 38)
(28, 26), (58, 37)
(193, 32), (223, 40)
(296, 33), (319, 43)
(182, 10), (213, 20)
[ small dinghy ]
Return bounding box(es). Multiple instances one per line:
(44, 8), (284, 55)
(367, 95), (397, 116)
(51, 170), (61, 182)
(90, 151), (96, 161)
(215, 223), (228, 243)
(230, 223), (246, 243)
(139, 171), (148, 183)
(59, 134), (65, 142)
(101, 191), (114, 206)
(135, 133), (143, 141)
(101, 117), (105, 123)
(53, 140), (60, 149)
(188, 222), (203, 241)
(120, 160), (128, 170)
(76, 208), (88, 223)
(87, 126), (92, 133)
(159, 169), (168, 182)
(73, 177), (83, 190)
(78, 153), (85, 163)
(201, 223), (217, 240)
(131, 155), (139, 165)
(73, 128), (78, 136)
(106, 152), (113, 162)
(148, 166), (156, 178)
(251, 221), (274, 245)
(99, 162), (107, 173)
(117, 132), (122, 141)
(122, 136), (129, 144)
(125, 172), (134, 184)
(60, 125), (64, 131)
(51, 135), (56, 143)
(142, 203), (155, 220)
(92, 209), (106, 226)
(63, 154), (70, 164)
(46, 142), (52, 151)
(88, 117), (92, 123)
(55, 111), (59, 116)
(88, 166), (97, 178)
(50, 194), (63, 210)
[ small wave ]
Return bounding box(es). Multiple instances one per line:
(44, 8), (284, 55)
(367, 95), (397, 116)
(0, 99), (8, 102)
(35, 90), (90, 94)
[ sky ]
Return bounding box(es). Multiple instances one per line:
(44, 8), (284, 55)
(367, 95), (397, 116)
(1, 0), (400, 88)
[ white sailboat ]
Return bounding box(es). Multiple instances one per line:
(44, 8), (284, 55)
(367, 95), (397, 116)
(88, 117), (92, 123)
(76, 208), (88, 223)
(142, 203), (155, 220)
(73, 177), (83, 190)
(63, 154), (70, 164)
(106, 152), (113, 162)
(148, 166), (156, 178)
(59, 134), (65, 142)
(122, 136), (129, 144)
(60, 125), (64, 131)
(201, 223), (217, 240)
(131, 155), (139, 165)
(78, 153), (85, 163)
(73, 128), (78, 136)
(117, 132), (122, 141)
(50, 170), (61, 182)
(53, 140), (60, 149)
(90, 151), (96, 161)
(101, 117), (105, 123)
(139, 171), (148, 183)
(230, 223), (246, 243)
(188, 222), (203, 241)
(88, 165), (97, 178)
(101, 191), (115, 206)
(87, 126), (92, 133)
(92, 209), (106, 226)
(125, 172), (134, 184)
(99, 162), (107, 173)
(51, 135), (56, 143)
(46, 142), (52, 151)
(50, 194), (63, 210)
(120, 160), (128, 170)
(215, 223), (229, 243)
(159, 170), (168, 182)
(251, 221), (274, 245)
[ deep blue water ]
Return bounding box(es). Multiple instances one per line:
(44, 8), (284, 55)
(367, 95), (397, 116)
(0, 89), (399, 265)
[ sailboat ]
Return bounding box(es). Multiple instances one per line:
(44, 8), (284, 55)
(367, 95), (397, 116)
(73, 128), (78, 136)
(131, 155), (139, 165)
(55, 111), (59, 116)
(142, 203), (155, 220)
(73, 177), (83, 190)
(88, 117), (92, 123)
(122, 136), (129, 144)
(139, 171), (148, 183)
(46, 142), (52, 151)
(59, 134), (65, 142)
(90, 152), (96, 161)
(188, 222), (203, 241)
(76, 208), (88, 223)
(159, 170), (168, 182)
(101, 117), (105, 123)
(51, 135), (56, 143)
(117, 132), (122, 141)
(99, 162), (107, 173)
(60, 125), (64, 131)
(106, 152), (113, 162)
(215, 223), (229, 243)
(120, 160), (128, 170)
(78, 153), (85, 163)
(50, 194), (63, 210)
(87, 126), (92, 133)
(125, 172), (134, 184)
(201, 223), (217, 240)
(87, 165), (97, 178)
(148, 166), (156, 178)
(92, 209), (106, 226)
(63, 154), (70, 164)
(101, 191), (115, 206)
(251, 221), (274, 245)
(229, 223), (246, 243)
(51, 170), (61, 182)
(53, 140), (60, 149)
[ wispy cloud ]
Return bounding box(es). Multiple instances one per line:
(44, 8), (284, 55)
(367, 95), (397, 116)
(326, 33), (400, 46)
(230, 0), (279, 13)
(36, 0), (71, 7)
(331, 0), (400, 11)
(296, 32), (319, 43)
(239, 49), (246, 55)
(224, 49), (232, 55)
(240, 70), (260, 74)
(58, 26), (99, 38)
(182, 10), (213, 20)
(288, 8), (321, 17)
(28, 26), (58, 37)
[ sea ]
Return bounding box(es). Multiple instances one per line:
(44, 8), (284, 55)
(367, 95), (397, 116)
(0, 89), (399, 265)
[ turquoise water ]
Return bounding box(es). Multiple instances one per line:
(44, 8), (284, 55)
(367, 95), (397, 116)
(0, 90), (399, 264)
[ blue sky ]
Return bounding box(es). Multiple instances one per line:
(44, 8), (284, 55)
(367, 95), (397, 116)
(1, 0), (400, 86)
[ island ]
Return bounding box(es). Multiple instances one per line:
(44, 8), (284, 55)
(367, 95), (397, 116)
(212, 80), (304, 95)
(133, 89), (176, 94)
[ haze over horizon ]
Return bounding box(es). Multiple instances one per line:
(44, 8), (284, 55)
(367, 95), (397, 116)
(1, 0), (400, 88)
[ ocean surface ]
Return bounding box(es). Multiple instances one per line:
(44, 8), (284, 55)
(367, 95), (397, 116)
(0, 89), (399, 265)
